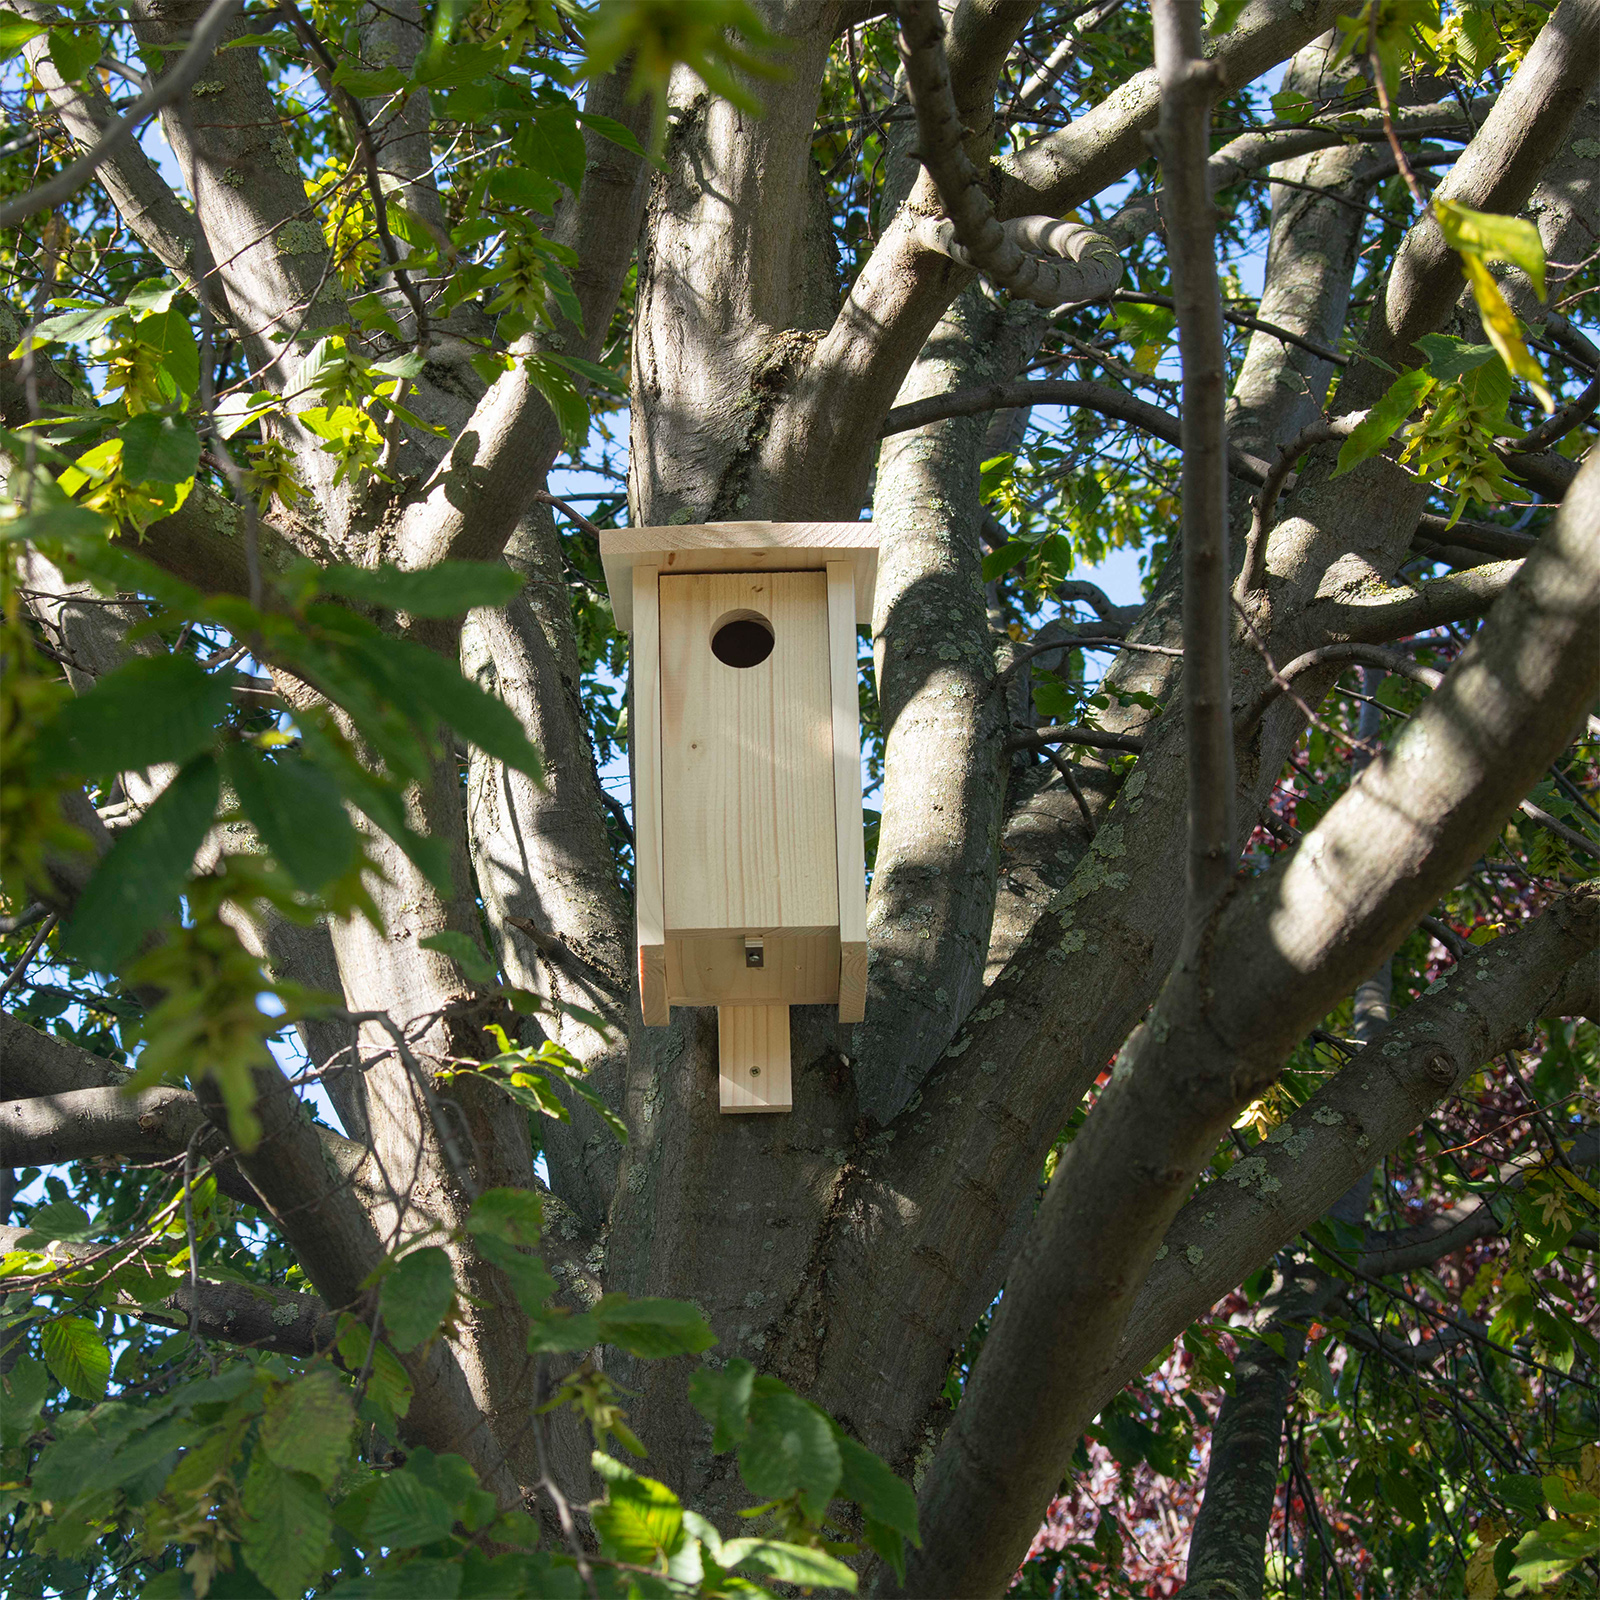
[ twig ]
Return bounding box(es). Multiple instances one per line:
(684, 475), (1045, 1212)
(534, 489), (605, 540)
(0, 903), (48, 937)
(533, 1362), (601, 1598)
(1039, 744), (1097, 839)
(1236, 644), (1426, 736)
(0, 913), (58, 999)
(1236, 413), (1367, 600)
(182, 1122), (218, 1374)
(994, 633), (1183, 688)
(0, 0), (246, 231)
(1110, 289), (1350, 369)
(1154, 0), (1231, 929)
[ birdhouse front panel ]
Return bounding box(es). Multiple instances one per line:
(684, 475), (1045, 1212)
(659, 571), (839, 937)
(598, 522), (878, 1115)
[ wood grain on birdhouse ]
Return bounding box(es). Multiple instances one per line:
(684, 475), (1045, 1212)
(603, 523), (877, 1113)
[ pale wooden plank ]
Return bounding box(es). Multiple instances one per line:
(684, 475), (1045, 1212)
(660, 572), (838, 937)
(632, 566), (668, 1026)
(827, 561), (869, 1025)
(667, 931), (840, 1007)
(718, 1004), (792, 1113)
(601, 522), (878, 631)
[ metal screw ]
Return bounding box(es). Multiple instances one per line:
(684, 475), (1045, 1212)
(750, 1066), (761, 1077)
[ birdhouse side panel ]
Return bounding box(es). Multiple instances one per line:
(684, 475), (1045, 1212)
(659, 572), (839, 936)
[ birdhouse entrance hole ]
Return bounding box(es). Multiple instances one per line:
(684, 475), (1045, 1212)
(711, 610), (774, 668)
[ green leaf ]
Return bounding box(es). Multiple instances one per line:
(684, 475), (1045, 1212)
(241, 1460), (333, 1600)
(472, 1233), (557, 1316)
(595, 1294), (716, 1359)
(1414, 333), (1498, 383)
(690, 1359), (755, 1452)
(136, 308), (201, 401)
(262, 1368), (355, 1489)
(363, 1469), (457, 1549)
(1207, 0), (1252, 36)
(224, 745), (361, 892)
(24, 302), (121, 348)
(319, 560), (523, 618)
(345, 634), (543, 781)
(36, 652), (233, 777)
(41, 1317), (109, 1401)
(576, 109), (652, 161)
(380, 1246), (455, 1353)
(48, 25), (101, 83)
(485, 166), (562, 215)
(62, 754), (221, 970)
(1333, 367), (1434, 477)
(1507, 1517), (1598, 1594)
(119, 412), (201, 485)
(721, 1537), (859, 1588)
(334, 1315), (413, 1427)
(835, 1433), (919, 1547)
(591, 1453), (685, 1565)
(981, 540), (1029, 582)
(740, 1386), (842, 1522)
(21, 1199), (93, 1242)
(417, 930), (498, 985)
(331, 62), (409, 96)
(0, 13), (47, 59)
(521, 353), (588, 449)
(1435, 197), (1546, 300)
(465, 1188), (544, 1249)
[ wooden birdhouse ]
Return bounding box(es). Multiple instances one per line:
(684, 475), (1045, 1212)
(600, 522), (878, 1114)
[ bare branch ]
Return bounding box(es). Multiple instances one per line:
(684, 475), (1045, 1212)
(0, 0), (246, 232)
(1308, 559), (1524, 644)
(894, 2), (1123, 307)
(1008, 722), (1147, 756)
(880, 378), (1273, 482)
(1237, 413), (1366, 600)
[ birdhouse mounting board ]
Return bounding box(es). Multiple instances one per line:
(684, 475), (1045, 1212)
(601, 523), (876, 1115)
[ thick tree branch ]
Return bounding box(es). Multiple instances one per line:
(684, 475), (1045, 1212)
(17, 3), (197, 275)
(0, 0), (245, 232)
(1008, 722), (1146, 756)
(895, 443), (1600, 1598)
(996, 0), (1359, 219)
(393, 76), (650, 571)
(1155, 0), (1232, 929)
(896, 1), (1121, 305)
(0, 1225), (336, 1356)
(1356, 0), (1600, 383)
(1101, 885), (1598, 1407)
(1305, 559), (1523, 644)
(1177, 1266), (1331, 1600)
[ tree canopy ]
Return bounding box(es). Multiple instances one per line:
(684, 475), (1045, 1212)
(1, 0), (1598, 1597)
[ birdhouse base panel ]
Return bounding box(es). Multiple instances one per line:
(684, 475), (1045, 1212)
(718, 1004), (792, 1114)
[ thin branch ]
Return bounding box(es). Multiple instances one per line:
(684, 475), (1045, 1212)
(1237, 413), (1367, 600)
(1008, 722), (1146, 756)
(880, 377), (1273, 482)
(0, 0), (246, 232)
(1111, 289), (1350, 368)
(1154, 0), (1231, 927)
(994, 633), (1183, 688)
(1504, 366), (1600, 455)
(1039, 744), (1098, 839)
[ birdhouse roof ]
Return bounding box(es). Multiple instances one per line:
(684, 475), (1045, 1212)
(599, 521), (879, 632)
